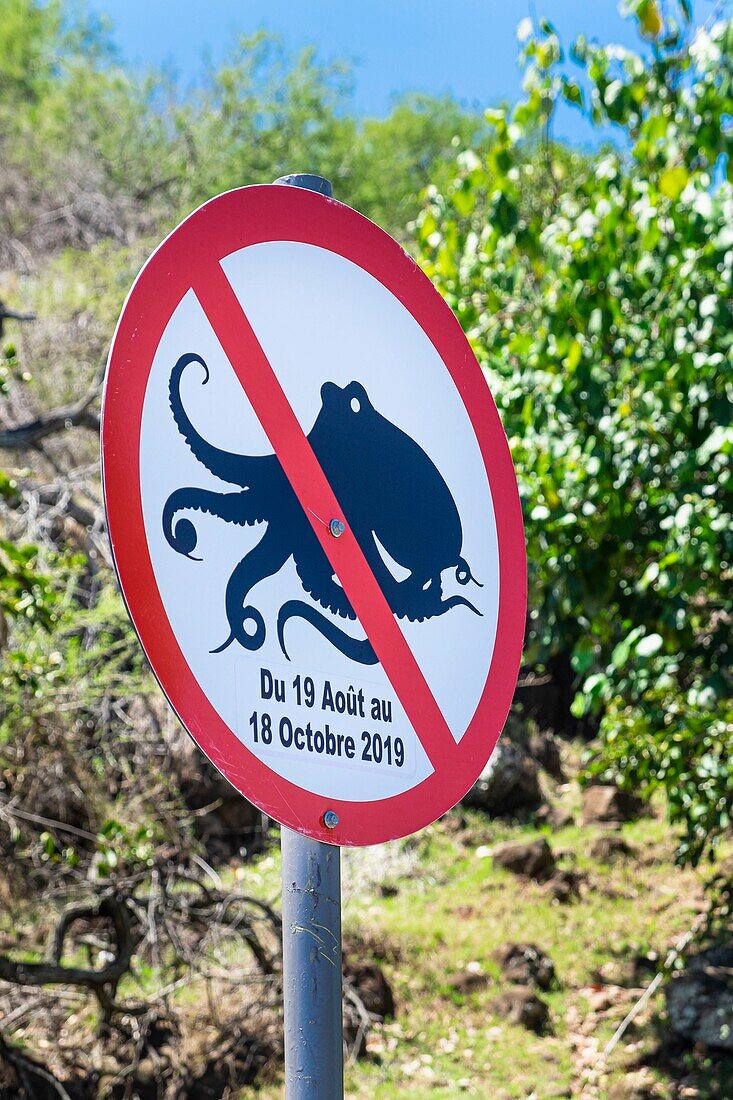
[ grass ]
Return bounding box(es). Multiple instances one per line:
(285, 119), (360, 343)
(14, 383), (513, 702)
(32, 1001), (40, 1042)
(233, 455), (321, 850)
(2, 771), (728, 1098)
(248, 798), (725, 1099)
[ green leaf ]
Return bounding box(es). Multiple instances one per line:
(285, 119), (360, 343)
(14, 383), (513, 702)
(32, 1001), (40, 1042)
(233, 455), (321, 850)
(659, 165), (688, 200)
(562, 79), (583, 107)
(565, 338), (583, 370)
(0, 472), (18, 501)
(484, 107), (505, 125)
(635, 633), (663, 658)
(636, 0), (663, 38)
(611, 627), (645, 669)
(572, 637), (596, 674)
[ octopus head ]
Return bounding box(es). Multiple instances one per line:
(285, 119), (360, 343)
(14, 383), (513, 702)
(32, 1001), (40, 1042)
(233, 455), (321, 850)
(319, 380), (373, 420)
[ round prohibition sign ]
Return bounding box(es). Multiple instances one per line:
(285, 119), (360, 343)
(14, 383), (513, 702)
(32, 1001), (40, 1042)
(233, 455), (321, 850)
(102, 185), (526, 846)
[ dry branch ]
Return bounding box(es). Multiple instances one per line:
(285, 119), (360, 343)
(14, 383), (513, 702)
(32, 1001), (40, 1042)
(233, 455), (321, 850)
(0, 299), (36, 339)
(0, 893), (134, 1020)
(0, 382), (100, 450)
(31, 484), (99, 530)
(0, 862), (379, 1092)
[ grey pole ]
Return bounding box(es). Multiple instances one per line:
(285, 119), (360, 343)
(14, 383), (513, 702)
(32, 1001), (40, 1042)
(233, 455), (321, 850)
(281, 827), (343, 1098)
(275, 171), (344, 1100)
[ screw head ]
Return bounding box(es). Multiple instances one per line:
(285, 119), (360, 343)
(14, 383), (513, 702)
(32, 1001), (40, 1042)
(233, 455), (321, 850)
(323, 810), (339, 829)
(329, 518), (345, 539)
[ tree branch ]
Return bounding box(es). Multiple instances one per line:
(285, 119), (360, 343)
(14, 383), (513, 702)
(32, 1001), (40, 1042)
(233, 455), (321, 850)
(0, 894), (134, 1022)
(31, 485), (99, 531)
(0, 383), (100, 449)
(0, 299), (36, 339)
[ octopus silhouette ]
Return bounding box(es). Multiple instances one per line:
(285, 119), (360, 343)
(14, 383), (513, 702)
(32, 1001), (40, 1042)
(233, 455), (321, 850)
(162, 353), (482, 664)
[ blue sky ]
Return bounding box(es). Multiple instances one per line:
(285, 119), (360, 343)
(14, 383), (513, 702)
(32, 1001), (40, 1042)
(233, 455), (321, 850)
(86, 0), (722, 146)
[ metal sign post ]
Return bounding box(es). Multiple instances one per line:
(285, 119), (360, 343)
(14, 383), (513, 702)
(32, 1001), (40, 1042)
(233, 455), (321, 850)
(276, 173), (344, 1100)
(281, 827), (343, 1098)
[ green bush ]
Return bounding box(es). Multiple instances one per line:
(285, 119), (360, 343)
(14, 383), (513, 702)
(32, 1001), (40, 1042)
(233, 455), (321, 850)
(416, 2), (732, 862)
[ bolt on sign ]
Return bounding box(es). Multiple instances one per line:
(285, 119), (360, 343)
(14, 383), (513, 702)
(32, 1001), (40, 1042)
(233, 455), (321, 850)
(102, 184), (526, 846)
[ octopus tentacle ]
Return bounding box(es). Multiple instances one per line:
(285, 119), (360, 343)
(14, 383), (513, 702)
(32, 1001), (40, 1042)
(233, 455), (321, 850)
(211, 527), (291, 654)
(438, 594), (482, 617)
(278, 601), (378, 664)
(163, 487), (266, 560)
(294, 551), (356, 620)
(397, 575), (481, 621)
(279, 554), (480, 663)
(276, 579), (480, 662)
(169, 353), (278, 488)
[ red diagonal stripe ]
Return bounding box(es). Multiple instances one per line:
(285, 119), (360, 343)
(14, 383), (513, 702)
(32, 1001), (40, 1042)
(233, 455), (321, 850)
(193, 260), (456, 768)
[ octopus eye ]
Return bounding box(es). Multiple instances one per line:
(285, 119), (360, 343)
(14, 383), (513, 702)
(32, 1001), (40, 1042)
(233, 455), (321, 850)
(350, 398), (361, 413)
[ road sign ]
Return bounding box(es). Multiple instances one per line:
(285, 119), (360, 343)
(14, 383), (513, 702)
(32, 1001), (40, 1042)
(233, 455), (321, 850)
(102, 184), (526, 846)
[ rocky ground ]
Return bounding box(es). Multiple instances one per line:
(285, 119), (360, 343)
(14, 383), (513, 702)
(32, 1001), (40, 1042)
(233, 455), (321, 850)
(1, 736), (731, 1099)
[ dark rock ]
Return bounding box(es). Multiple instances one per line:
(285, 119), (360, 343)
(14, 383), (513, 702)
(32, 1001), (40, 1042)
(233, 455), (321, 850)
(632, 951), (660, 981)
(589, 835), (633, 862)
(535, 804), (574, 830)
(447, 970), (491, 995)
(492, 838), (556, 879)
(344, 960), (395, 1019)
(494, 942), (556, 990)
(582, 785), (644, 825)
(462, 739), (542, 816)
(542, 869), (582, 903)
(492, 986), (550, 1033)
(529, 731), (564, 780)
(665, 944), (733, 1052)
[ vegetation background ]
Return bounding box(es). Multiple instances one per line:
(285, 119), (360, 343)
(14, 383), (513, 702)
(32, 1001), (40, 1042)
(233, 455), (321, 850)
(0, 0), (730, 1096)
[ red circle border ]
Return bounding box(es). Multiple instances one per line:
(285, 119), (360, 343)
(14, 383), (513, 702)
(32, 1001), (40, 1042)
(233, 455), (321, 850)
(102, 185), (526, 846)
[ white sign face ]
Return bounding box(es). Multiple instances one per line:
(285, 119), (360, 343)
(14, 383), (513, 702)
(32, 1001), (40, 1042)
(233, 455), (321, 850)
(139, 242), (499, 803)
(103, 185), (525, 845)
